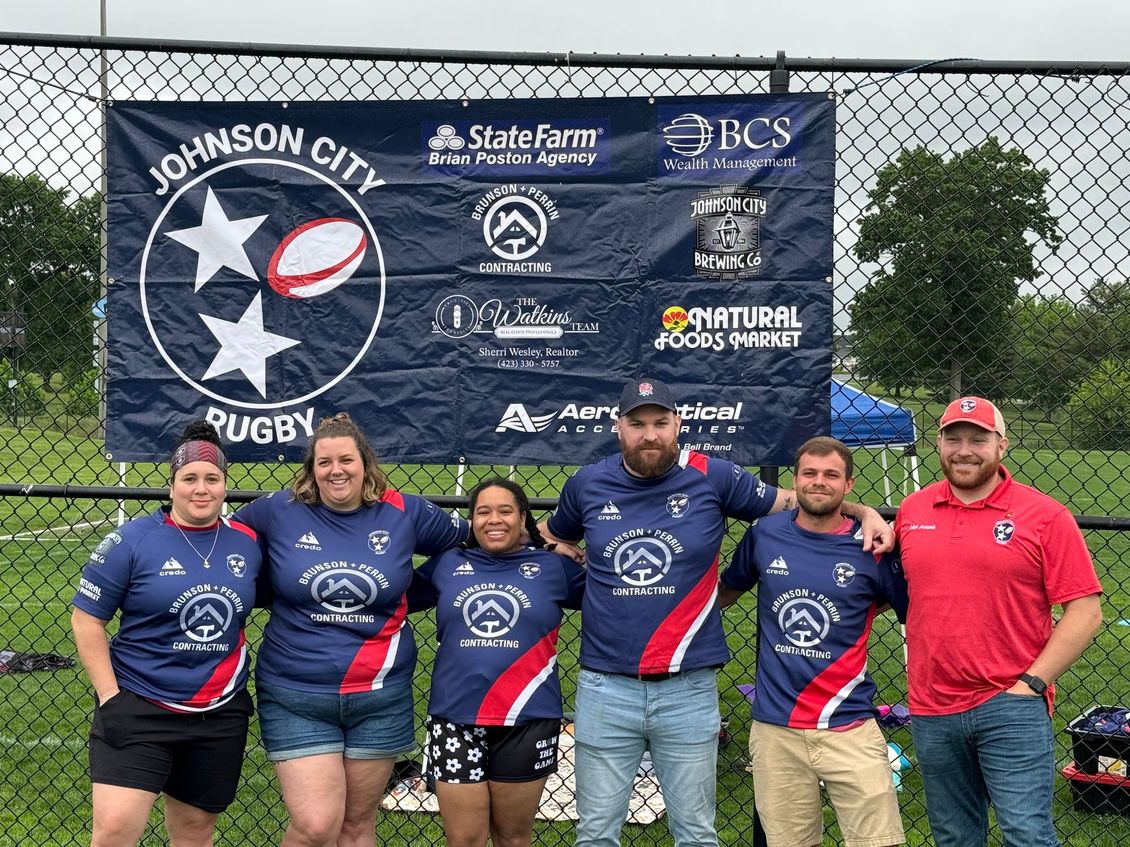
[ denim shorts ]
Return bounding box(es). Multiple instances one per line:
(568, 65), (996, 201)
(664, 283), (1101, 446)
(256, 679), (416, 762)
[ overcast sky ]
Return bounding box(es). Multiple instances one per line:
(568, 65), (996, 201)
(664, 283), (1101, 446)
(2, 0), (1128, 62)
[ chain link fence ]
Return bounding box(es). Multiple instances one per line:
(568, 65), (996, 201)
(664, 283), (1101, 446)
(1, 33), (1129, 845)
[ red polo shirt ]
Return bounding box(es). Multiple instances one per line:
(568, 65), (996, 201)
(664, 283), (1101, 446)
(894, 466), (1101, 716)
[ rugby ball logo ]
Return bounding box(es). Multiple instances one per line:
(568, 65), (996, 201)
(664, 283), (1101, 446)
(267, 217), (367, 299)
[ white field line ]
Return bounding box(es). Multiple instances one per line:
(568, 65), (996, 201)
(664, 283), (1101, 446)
(0, 520), (108, 542)
(0, 600), (72, 610)
(0, 733), (87, 752)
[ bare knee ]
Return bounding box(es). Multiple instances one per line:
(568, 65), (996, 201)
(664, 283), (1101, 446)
(489, 823), (535, 847)
(282, 810), (344, 847)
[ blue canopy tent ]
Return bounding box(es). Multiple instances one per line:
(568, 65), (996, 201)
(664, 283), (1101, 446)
(831, 380), (920, 505)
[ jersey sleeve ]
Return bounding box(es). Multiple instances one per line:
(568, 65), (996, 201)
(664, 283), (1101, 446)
(1040, 506), (1102, 605)
(558, 555), (587, 610)
(876, 550), (909, 623)
(719, 524), (761, 592)
(231, 492), (277, 534)
(72, 529), (133, 620)
(714, 460), (777, 521)
(546, 471), (586, 542)
(407, 556), (440, 613)
(407, 495), (470, 556)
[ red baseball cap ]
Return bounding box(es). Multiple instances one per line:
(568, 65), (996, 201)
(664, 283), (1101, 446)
(939, 396), (1006, 437)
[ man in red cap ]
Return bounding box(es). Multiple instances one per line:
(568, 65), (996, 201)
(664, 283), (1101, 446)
(895, 396), (1102, 847)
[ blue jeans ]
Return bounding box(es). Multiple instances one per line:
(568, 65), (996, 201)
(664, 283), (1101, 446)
(574, 667), (721, 847)
(911, 691), (1059, 847)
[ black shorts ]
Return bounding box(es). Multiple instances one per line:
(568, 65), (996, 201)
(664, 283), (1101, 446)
(89, 688), (253, 814)
(426, 716), (560, 784)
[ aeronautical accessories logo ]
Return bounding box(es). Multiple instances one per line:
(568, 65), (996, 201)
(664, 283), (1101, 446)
(423, 118), (611, 176)
(603, 528), (685, 596)
(169, 584), (244, 649)
(453, 583), (533, 647)
(495, 398), (744, 436)
(299, 562), (391, 623)
(692, 187), (766, 279)
(136, 121), (387, 448)
(654, 304), (803, 352)
(657, 103), (800, 177)
(771, 588), (840, 659)
(471, 185), (559, 274)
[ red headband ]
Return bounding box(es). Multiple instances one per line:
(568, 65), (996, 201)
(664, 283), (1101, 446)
(170, 440), (227, 479)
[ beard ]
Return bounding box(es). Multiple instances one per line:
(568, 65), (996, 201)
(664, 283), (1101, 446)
(940, 454), (1000, 491)
(621, 439), (680, 478)
(796, 486), (845, 518)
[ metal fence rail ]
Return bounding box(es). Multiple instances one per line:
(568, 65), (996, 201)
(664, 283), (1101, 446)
(1, 34), (1129, 846)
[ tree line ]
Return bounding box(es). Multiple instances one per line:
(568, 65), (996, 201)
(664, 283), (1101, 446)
(849, 137), (1130, 450)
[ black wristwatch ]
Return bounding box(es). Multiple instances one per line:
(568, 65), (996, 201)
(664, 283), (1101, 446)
(1019, 673), (1048, 695)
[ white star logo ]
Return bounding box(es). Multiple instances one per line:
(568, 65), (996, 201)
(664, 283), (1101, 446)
(199, 292), (300, 398)
(165, 187), (268, 291)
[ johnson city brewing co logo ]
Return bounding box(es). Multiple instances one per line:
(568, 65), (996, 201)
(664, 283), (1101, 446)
(691, 187), (766, 279)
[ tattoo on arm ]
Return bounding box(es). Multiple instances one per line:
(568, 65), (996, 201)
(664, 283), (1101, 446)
(782, 495), (793, 509)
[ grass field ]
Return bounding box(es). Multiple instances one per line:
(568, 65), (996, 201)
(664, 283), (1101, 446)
(2, 405), (1130, 845)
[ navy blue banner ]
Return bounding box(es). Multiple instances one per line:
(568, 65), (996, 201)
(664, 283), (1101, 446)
(105, 95), (834, 465)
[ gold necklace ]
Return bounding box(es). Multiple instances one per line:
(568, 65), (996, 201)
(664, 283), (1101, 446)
(172, 519), (220, 568)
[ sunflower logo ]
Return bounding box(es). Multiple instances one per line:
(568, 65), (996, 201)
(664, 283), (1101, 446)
(662, 306), (689, 332)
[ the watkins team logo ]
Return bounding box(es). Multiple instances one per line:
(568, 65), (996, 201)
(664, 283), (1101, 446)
(766, 556), (788, 575)
(296, 531), (322, 550)
(227, 554), (247, 577)
(368, 530), (391, 555)
(179, 592), (235, 642)
(471, 185), (559, 273)
(993, 520), (1016, 545)
(778, 597), (830, 648)
(692, 187), (765, 280)
(666, 493), (690, 518)
(433, 294), (598, 341)
(495, 400), (744, 436)
(454, 562), (476, 575)
(598, 501), (622, 521)
(463, 589), (522, 638)
(160, 558), (187, 576)
(832, 562), (856, 586)
(310, 569), (380, 613)
(653, 302), (803, 352)
(137, 132), (386, 447)
(90, 531), (124, 566)
(518, 562), (542, 579)
(423, 118), (611, 175)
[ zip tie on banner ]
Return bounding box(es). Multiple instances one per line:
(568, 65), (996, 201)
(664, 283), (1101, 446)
(841, 58), (978, 95)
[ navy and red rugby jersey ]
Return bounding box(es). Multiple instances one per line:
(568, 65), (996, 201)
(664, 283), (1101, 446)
(235, 489), (468, 694)
(412, 546), (585, 725)
(721, 510), (908, 729)
(72, 508), (262, 711)
(548, 450), (776, 675)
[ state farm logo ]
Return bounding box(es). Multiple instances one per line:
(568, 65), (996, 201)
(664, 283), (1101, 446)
(423, 118), (611, 174)
(692, 187), (765, 279)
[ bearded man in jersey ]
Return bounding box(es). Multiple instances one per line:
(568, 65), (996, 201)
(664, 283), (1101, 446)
(540, 379), (895, 847)
(895, 397), (1102, 847)
(719, 436), (907, 847)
